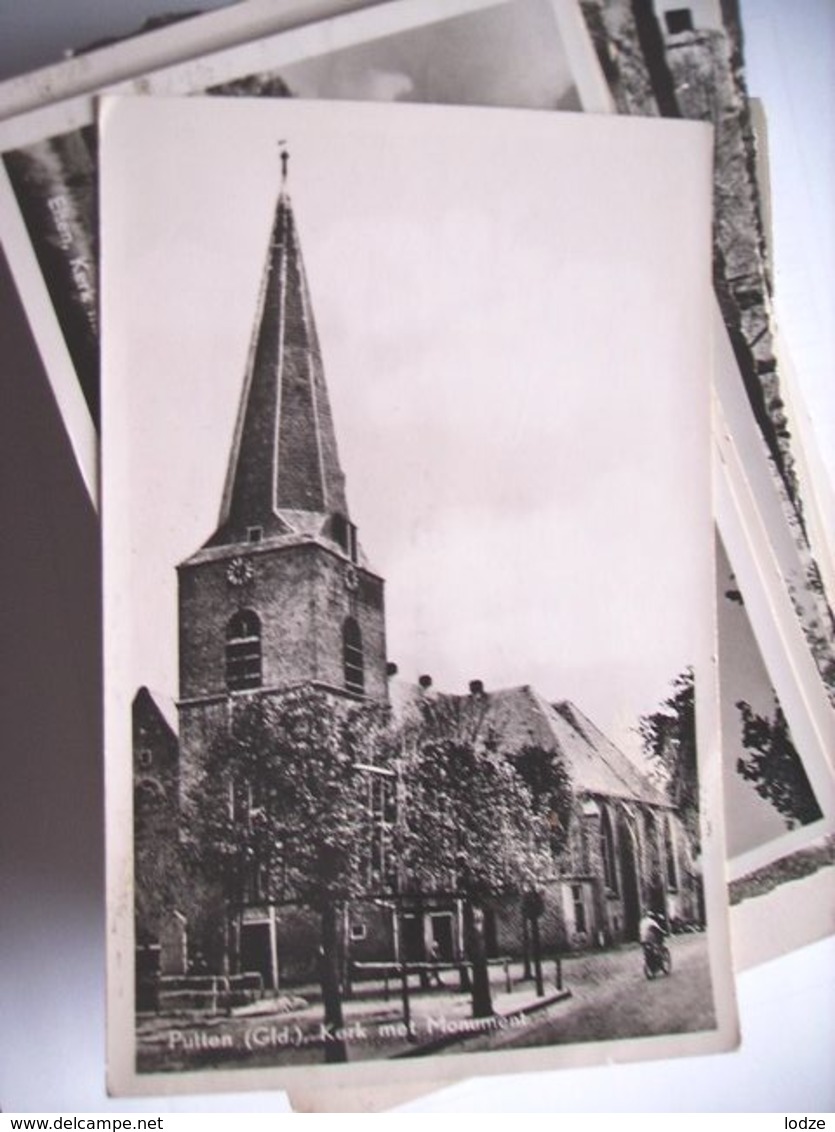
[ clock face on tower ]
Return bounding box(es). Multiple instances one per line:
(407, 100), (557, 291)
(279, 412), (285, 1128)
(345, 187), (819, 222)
(175, 168), (388, 712)
(226, 556), (254, 587)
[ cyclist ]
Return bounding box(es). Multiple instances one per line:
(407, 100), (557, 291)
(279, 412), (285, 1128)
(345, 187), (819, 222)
(639, 909), (666, 956)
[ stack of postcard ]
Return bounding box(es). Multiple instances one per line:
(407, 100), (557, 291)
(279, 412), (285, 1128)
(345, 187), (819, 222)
(0, 0), (831, 1110)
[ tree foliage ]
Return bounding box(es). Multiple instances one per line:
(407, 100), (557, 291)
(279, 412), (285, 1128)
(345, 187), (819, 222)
(393, 694), (556, 899)
(185, 684), (392, 1061)
(513, 744), (573, 859)
(392, 693), (558, 1016)
(187, 685), (392, 910)
(735, 700), (822, 830)
(186, 684), (572, 1026)
(638, 668), (699, 848)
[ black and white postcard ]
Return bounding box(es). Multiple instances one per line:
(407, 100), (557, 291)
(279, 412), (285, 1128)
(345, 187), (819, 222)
(579, 0), (835, 966)
(101, 93), (736, 1099)
(3, 0), (830, 994)
(0, 0), (375, 122)
(0, 0), (600, 504)
(716, 525), (835, 968)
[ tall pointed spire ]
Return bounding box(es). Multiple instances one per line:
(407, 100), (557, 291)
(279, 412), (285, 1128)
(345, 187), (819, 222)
(208, 147), (348, 548)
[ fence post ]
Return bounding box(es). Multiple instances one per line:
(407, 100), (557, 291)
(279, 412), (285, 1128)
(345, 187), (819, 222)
(400, 965), (411, 1034)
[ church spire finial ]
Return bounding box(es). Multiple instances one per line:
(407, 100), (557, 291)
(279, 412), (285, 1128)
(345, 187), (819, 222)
(209, 150), (349, 548)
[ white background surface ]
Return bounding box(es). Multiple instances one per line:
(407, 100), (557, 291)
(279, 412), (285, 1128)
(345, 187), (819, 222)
(0, 0), (832, 1114)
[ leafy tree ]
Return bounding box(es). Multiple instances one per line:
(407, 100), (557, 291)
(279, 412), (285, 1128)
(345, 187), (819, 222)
(511, 743), (573, 987)
(638, 668), (699, 849)
(513, 744), (573, 858)
(735, 700), (823, 829)
(185, 684), (391, 1063)
(394, 694), (554, 1017)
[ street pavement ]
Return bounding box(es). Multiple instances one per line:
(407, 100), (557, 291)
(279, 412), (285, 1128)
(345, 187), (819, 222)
(456, 932), (715, 1053)
(136, 932), (714, 1071)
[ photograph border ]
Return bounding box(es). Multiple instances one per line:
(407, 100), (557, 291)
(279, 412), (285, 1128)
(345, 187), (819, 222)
(0, 0), (602, 509)
(0, 0), (379, 121)
(2, 0), (829, 985)
(100, 91), (735, 1099)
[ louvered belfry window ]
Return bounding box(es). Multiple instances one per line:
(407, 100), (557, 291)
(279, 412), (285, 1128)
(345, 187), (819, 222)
(225, 609), (262, 691)
(342, 616), (365, 694)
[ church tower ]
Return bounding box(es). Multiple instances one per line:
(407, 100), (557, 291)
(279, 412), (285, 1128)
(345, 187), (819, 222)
(177, 150), (388, 790)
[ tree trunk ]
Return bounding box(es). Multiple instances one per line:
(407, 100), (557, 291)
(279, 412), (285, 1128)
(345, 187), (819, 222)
(463, 900), (492, 1018)
(530, 913), (544, 997)
(521, 912), (532, 980)
(319, 902), (347, 1063)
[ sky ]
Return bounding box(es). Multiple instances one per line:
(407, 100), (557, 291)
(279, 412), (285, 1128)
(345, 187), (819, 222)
(279, 0), (580, 111)
(101, 94), (714, 763)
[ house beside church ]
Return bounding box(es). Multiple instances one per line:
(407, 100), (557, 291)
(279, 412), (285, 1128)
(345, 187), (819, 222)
(133, 154), (702, 997)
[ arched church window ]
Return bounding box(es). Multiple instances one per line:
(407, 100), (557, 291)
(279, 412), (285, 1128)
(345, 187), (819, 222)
(342, 617), (365, 694)
(664, 816), (679, 891)
(600, 808), (618, 894)
(225, 609), (262, 691)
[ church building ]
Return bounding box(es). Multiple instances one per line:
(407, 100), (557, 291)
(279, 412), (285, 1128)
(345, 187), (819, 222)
(133, 153), (700, 998)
